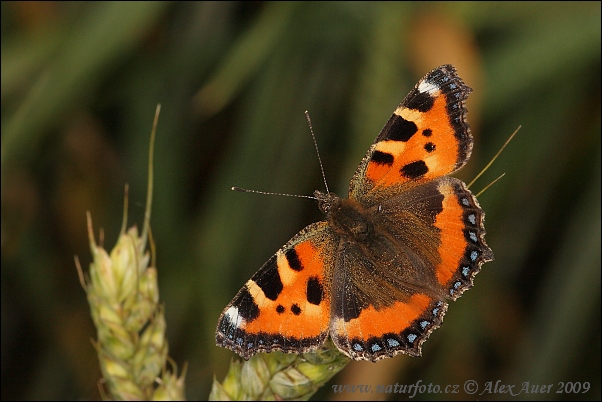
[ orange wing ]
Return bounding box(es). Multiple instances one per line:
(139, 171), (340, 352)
(328, 177), (493, 361)
(327, 228), (449, 361)
(349, 65), (473, 201)
(216, 221), (337, 359)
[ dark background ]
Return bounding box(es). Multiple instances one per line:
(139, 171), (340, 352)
(1, 2), (600, 400)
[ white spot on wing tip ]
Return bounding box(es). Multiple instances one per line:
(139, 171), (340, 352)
(418, 80), (439, 95)
(225, 306), (243, 327)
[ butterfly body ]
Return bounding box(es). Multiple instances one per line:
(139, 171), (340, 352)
(216, 65), (493, 361)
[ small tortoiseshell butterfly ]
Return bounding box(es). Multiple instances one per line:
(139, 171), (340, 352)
(216, 65), (493, 361)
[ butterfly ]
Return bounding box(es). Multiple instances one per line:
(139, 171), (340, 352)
(216, 64), (493, 361)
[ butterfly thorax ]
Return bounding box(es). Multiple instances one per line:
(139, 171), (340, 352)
(315, 190), (374, 242)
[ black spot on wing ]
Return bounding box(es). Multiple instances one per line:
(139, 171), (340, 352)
(403, 87), (435, 112)
(401, 160), (429, 179)
(386, 116), (418, 141)
(233, 287), (260, 322)
(285, 248), (303, 271)
(291, 304), (302, 315)
(306, 276), (323, 305)
(252, 255), (283, 301)
(371, 150), (394, 166)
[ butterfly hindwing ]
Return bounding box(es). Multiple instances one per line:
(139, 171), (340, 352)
(328, 227), (449, 360)
(428, 177), (494, 300)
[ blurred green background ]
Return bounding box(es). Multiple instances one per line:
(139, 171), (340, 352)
(1, 2), (600, 400)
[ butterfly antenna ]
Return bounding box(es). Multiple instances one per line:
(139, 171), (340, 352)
(305, 111), (329, 194)
(475, 173), (505, 198)
(231, 111), (330, 201)
(468, 125), (521, 189)
(231, 187), (317, 200)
